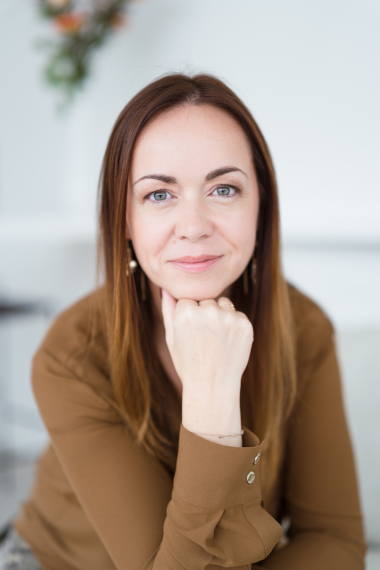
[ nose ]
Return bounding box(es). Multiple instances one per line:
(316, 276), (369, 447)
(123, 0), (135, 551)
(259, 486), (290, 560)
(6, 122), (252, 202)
(174, 196), (213, 242)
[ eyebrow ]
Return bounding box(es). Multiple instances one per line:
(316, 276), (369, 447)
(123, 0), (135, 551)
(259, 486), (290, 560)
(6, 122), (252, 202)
(132, 166), (247, 187)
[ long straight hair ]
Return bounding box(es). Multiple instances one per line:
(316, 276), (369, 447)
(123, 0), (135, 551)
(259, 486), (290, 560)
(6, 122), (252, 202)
(97, 73), (297, 495)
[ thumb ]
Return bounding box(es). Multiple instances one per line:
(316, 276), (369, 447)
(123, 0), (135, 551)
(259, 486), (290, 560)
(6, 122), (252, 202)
(161, 289), (177, 346)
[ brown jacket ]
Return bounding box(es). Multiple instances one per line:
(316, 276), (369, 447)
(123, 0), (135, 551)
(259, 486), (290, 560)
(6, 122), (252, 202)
(14, 284), (366, 569)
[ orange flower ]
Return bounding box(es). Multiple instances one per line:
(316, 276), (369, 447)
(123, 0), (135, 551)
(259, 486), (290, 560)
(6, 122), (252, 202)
(54, 13), (85, 34)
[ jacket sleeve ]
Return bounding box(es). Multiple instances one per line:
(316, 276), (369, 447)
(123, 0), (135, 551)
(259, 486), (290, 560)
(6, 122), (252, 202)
(30, 347), (283, 570)
(255, 315), (367, 570)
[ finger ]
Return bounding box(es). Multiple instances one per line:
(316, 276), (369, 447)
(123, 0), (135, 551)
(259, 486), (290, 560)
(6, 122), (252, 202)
(198, 298), (218, 308)
(161, 289), (177, 343)
(216, 296), (236, 311)
(176, 298), (199, 310)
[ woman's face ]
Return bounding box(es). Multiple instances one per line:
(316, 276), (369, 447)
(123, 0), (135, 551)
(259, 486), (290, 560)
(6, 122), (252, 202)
(126, 104), (260, 302)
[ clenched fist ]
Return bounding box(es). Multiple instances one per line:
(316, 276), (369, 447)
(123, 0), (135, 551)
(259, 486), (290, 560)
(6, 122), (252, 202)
(161, 289), (254, 446)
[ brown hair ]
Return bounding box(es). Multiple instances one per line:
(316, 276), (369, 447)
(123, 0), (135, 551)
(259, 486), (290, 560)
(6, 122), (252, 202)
(97, 72), (297, 495)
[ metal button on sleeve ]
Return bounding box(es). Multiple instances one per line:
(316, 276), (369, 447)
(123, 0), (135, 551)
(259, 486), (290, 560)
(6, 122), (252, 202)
(254, 453), (261, 465)
(246, 471), (255, 484)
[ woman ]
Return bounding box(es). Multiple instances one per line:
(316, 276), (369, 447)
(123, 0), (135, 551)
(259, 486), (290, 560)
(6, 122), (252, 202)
(1, 73), (366, 569)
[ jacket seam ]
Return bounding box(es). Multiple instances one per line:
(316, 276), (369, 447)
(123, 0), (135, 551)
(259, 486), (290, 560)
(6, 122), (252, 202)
(141, 545), (189, 570)
(242, 503), (268, 557)
(39, 347), (85, 382)
(172, 488), (257, 511)
(165, 544), (194, 570)
(37, 348), (118, 414)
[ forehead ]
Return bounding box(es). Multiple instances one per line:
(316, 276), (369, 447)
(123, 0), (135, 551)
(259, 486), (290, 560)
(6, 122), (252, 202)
(130, 104), (253, 174)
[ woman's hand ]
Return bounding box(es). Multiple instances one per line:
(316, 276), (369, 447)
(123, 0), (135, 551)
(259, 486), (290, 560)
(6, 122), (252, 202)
(161, 289), (254, 446)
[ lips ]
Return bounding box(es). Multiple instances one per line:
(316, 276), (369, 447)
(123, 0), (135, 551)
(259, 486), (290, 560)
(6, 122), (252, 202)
(170, 254), (221, 263)
(168, 254), (222, 273)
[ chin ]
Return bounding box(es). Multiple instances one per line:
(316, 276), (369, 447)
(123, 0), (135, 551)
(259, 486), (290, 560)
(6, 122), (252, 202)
(167, 281), (229, 302)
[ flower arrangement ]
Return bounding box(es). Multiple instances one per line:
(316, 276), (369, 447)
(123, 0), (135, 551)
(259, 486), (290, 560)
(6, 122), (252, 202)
(38, 0), (136, 104)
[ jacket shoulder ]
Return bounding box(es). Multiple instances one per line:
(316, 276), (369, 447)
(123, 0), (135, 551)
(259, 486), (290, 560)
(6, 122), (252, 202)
(35, 287), (109, 382)
(286, 282), (335, 372)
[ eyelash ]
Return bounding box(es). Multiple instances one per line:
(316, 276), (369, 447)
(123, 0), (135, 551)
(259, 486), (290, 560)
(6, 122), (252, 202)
(144, 185), (241, 204)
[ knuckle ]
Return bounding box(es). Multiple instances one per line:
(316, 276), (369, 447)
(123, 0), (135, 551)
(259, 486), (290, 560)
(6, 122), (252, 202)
(240, 318), (254, 337)
(205, 305), (218, 320)
(175, 299), (188, 312)
(183, 304), (194, 317)
(175, 305), (193, 326)
(184, 305), (196, 321)
(223, 312), (235, 327)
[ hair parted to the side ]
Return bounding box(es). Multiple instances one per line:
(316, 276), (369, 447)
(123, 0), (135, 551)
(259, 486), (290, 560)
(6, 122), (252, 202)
(96, 72), (297, 496)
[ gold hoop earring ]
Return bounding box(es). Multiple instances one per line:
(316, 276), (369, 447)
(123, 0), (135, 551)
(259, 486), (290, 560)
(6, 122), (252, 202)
(125, 240), (138, 276)
(126, 241), (147, 301)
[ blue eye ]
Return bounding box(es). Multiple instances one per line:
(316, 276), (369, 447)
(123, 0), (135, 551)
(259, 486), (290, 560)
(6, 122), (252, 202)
(145, 189), (174, 205)
(217, 186), (231, 196)
(214, 186), (237, 197)
(152, 190), (168, 201)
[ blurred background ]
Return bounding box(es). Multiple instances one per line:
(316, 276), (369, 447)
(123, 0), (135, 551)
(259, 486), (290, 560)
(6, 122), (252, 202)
(0, 0), (379, 566)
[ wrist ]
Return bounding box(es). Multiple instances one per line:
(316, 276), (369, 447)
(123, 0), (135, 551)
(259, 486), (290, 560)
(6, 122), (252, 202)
(182, 386), (242, 445)
(190, 428), (244, 448)
(182, 383), (241, 410)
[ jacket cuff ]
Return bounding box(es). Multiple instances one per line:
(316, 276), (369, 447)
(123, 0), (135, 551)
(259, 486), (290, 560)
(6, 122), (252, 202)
(173, 423), (265, 510)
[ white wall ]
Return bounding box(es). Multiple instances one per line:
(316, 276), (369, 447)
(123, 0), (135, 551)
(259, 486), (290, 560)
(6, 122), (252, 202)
(1, 0), (380, 244)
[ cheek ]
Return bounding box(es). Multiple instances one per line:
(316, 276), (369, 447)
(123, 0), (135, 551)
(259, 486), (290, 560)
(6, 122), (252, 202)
(220, 208), (257, 259)
(130, 211), (172, 267)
